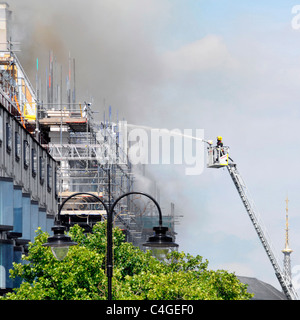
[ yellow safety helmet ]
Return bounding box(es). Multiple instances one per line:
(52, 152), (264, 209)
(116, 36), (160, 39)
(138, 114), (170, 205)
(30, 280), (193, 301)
(217, 136), (222, 141)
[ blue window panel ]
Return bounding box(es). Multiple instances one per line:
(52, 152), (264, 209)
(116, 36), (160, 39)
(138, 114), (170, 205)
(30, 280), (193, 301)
(13, 207), (22, 233)
(0, 241), (13, 289)
(13, 247), (22, 288)
(46, 215), (54, 235)
(13, 187), (22, 234)
(38, 208), (46, 232)
(0, 179), (13, 226)
(21, 194), (31, 240)
(30, 201), (39, 242)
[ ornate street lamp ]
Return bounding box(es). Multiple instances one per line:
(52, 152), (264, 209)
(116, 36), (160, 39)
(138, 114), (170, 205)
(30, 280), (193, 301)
(111, 192), (178, 261)
(143, 226), (178, 261)
(43, 192), (108, 261)
(43, 225), (77, 261)
(44, 191), (178, 299)
(138, 194), (178, 261)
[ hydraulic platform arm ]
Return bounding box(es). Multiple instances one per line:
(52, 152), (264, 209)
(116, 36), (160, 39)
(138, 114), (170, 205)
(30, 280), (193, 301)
(207, 144), (298, 300)
(227, 162), (298, 300)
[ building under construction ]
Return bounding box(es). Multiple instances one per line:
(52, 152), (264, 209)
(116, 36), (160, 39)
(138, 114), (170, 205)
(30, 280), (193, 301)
(34, 50), (177, 248)
(0, 3), (177, 293)
(0, 2), (296, 301)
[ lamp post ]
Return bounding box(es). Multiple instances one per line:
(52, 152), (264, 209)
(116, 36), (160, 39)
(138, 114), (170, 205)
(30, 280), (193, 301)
(43, 192), (108, 260)
(43, 191), (178, 300)
(143, 226), (179, 261)
(43, 225), (77, 261)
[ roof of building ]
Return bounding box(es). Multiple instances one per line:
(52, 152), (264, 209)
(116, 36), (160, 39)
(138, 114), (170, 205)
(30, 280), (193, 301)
(237, 276), (287, 300)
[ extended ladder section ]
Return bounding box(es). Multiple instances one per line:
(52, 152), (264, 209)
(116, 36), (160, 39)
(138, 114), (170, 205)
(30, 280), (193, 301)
(207, 145), (298, 300)
(227, 162), (298, 300)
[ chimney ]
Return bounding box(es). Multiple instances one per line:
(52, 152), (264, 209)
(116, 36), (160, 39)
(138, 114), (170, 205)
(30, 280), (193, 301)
(0, 2), (11, 52)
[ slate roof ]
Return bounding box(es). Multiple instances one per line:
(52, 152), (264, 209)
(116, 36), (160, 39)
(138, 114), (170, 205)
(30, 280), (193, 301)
(237, 276), (287, 300)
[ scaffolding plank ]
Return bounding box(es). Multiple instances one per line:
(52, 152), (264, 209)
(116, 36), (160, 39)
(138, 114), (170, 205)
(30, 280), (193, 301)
(39, 117), (87, 125)
(59, 191), (103, 198)
(60, 210), (107, 216)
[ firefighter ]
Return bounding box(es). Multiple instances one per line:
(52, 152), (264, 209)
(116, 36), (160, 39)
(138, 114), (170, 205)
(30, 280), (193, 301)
(216, 136), (224, 162)
(216, 136), (223, 148)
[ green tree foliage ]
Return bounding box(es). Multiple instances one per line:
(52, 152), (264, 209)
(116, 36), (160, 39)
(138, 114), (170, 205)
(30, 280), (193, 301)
(2, 223), (253, 300)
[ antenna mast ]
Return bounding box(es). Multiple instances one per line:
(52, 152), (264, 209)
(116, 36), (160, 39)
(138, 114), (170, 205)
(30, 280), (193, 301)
(282, 196), (293, 280)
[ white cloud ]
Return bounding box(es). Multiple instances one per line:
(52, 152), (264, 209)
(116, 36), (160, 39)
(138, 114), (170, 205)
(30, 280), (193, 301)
(216, 262), (255, 277)
(162, 35), (238, 73)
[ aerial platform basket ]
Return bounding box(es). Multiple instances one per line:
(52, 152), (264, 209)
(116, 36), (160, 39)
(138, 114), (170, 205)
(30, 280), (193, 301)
(207, 146), (229, 168)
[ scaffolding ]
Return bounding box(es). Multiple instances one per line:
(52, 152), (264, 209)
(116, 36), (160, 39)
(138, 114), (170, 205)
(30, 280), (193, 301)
(0, 35), (177, 248)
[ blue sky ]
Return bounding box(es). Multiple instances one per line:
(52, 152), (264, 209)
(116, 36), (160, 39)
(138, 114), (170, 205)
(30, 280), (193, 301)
(155, 1), (295, 46)
(136, 0), (300, 291)
(10, 0), (300, 292)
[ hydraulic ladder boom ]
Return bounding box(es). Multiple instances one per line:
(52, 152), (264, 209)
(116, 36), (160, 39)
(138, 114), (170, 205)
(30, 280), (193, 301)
(227, 162), (298, 300)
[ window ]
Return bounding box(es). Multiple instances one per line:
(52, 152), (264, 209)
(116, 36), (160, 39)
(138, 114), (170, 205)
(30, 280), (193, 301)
(15, 132), (21, 161)
(6, 122), (11, 153)
(0, 113), (3, 146)
(32, 147), (37, 177)
(40, 156), (45, 185)
(54, 167), (58, 199)
(23, 140), (30, 169)
(47, 163), (52, 192)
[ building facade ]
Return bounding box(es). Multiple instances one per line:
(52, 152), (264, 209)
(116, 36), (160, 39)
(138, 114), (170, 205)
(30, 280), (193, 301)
(0, 94), (57, 293)
(0, 3), (57, 293)
(0, 2), (177, 294)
